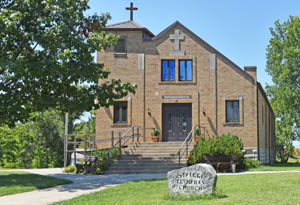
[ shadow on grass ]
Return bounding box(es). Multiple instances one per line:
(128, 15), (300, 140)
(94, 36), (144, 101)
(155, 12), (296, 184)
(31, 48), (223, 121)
(0, 172), (71, 191)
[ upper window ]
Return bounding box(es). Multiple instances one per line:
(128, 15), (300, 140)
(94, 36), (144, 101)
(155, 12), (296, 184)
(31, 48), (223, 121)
(113, 101), (127, 124)
(161, 60), (175, 81)
(114, 38), (126, 54)
(226, 100), (239, 122)
(179, 60), (192, 81)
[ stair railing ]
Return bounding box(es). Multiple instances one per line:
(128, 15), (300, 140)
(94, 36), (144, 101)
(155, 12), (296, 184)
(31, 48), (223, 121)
(105, 126), (141, 167)
(177, 126), (195, 167)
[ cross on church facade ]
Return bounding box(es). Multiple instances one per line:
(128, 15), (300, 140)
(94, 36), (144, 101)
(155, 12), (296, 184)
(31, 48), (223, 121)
(126, 2), (138, 21)
(169, 29), (185, 56)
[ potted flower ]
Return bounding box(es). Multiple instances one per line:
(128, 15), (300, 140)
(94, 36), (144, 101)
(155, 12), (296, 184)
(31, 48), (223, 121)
(194, 127), (201, 143)
(152, 129), (160, 142)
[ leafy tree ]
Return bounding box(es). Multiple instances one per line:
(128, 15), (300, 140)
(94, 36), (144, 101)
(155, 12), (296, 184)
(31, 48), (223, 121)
(0, 109), (65, 168)
(266, 16), (300, 162)
(0, 0), (136, 126)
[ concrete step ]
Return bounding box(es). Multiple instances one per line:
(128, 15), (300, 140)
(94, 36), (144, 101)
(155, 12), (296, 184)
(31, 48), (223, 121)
(125, 147), (184, 151)
(124, 152), (179, 155)
(112, 159), (187, 164)
(106, 168), (182, 174)
(127, 142), (186, 147)
(120, 156), (180, 161)
(109, 165), (182, 171)
(106, 141), (192, 174)
(111, 163), (185, 168)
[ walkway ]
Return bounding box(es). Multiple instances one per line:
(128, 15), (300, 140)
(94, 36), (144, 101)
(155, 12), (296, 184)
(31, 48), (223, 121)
(0, 168), (166, 205)
(1, 168), (300, 205)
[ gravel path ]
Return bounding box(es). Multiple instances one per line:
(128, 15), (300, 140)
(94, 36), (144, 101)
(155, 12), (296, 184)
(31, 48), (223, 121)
(1, 168), (300, 205)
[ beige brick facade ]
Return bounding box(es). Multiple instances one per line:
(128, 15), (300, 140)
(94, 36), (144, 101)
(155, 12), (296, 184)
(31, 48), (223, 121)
(95, 21), (275, 163)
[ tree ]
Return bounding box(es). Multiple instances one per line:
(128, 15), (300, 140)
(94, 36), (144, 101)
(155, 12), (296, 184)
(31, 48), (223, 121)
(266, 16), (300, 162)
(0, 109), (66, 168)
(0, 0), (136, 126)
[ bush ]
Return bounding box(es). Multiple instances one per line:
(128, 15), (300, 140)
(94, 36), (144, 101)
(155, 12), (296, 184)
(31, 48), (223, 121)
(244, 158), (261, 169)
(188, 133), (244, 166)
(64, 165), (76, 173)
(91, 147), (121, 174)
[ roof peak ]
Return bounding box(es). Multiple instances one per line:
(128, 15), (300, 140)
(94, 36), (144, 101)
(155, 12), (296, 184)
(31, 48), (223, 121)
(106, 20), (155, 37)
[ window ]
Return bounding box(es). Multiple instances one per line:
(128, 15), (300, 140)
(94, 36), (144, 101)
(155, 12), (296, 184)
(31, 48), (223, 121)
(113, 102), (127, 123)
(142, 31), (152, 41)
(179, 60), (192, 81)
(226, 100), (239, 122)
(114, 38), (126, 54)
(161, 60), (175, 81)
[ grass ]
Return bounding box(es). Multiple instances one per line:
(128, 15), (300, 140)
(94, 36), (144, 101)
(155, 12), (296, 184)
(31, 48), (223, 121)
(0, 171), (71, 196)
(247, 162), (300, 171)
(55, 172), (300, 205)
(247, 155), (300, 171)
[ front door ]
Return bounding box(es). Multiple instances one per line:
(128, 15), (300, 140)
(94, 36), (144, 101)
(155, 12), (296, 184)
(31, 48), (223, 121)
(162, 104), (192, 141)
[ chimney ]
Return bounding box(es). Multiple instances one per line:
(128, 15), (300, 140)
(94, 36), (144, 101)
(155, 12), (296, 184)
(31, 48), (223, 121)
(244, 66), (257, 81)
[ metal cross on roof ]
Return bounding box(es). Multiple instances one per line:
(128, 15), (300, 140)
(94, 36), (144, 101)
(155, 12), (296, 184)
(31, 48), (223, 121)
(126, 2), (138, 21)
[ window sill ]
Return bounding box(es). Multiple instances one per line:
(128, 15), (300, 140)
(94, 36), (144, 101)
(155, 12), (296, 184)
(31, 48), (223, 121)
(112, 123), (130, 128)
(223, 122), (243, 126)
(159, 81), (196, 85)
(114, 53), (127, 58)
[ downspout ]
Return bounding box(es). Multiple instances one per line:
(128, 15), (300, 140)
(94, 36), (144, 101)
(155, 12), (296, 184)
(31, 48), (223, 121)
(143, 55), (146, 142)
(215, 56), (218, 136)
(256, 83), (260, 161)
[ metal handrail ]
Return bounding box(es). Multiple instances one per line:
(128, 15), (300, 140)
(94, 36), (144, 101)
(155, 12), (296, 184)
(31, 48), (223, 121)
(105, 126), (141, 166)
(177, 126), (195, 166)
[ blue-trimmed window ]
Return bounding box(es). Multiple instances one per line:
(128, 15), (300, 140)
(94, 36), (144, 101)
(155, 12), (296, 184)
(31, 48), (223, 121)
(161, 60), (175, 81)
(226, 100), (239, 122)
(179, 60), (192, 81)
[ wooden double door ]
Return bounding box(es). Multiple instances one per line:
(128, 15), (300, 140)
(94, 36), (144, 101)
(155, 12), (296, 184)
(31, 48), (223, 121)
(162, 103), (192, 142)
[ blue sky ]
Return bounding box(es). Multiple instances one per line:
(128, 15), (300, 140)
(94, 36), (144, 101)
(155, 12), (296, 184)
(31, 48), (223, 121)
(87, 0), (300, 88)
(86, 1), (300, 146)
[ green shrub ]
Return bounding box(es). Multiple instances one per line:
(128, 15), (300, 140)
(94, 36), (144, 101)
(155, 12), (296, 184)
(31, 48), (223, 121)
(64, 165), (76, 173)
(188, 133), (244, 166)
(91, 147), (121, 174)
(244, 158), (261, 169)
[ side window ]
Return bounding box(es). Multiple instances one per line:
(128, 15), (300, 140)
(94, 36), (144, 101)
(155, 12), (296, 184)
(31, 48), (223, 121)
(114, 38), (127, 54)
(161, 60), (175, 81)
(179, 60), (192, 81)
(113, 102), (128, 124)
(226, 100), (240, 122)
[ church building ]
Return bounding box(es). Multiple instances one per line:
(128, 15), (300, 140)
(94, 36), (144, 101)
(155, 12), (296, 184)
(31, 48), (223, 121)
(96, 4), (275, 164)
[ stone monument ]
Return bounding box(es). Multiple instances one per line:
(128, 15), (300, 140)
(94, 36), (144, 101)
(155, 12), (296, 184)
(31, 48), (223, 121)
(167, 163), (217, 196)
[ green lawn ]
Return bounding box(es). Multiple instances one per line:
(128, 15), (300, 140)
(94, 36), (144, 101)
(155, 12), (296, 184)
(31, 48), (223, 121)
(0, 171), (71, 196)
(247, 162), (300, 171)
(55, 172), (300, 205)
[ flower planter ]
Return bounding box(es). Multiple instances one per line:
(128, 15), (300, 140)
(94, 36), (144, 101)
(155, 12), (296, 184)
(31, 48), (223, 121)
(152, 136), (159, 142)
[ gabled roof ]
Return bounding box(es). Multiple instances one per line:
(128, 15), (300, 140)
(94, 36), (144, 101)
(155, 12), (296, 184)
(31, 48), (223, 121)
(106, 20), (155, 37)
(154, 21), (255, 84)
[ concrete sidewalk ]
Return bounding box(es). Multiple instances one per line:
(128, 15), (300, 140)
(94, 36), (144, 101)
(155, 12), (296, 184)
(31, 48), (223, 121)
(1, 168), (300, 205)
(0, 168), (166, 205)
